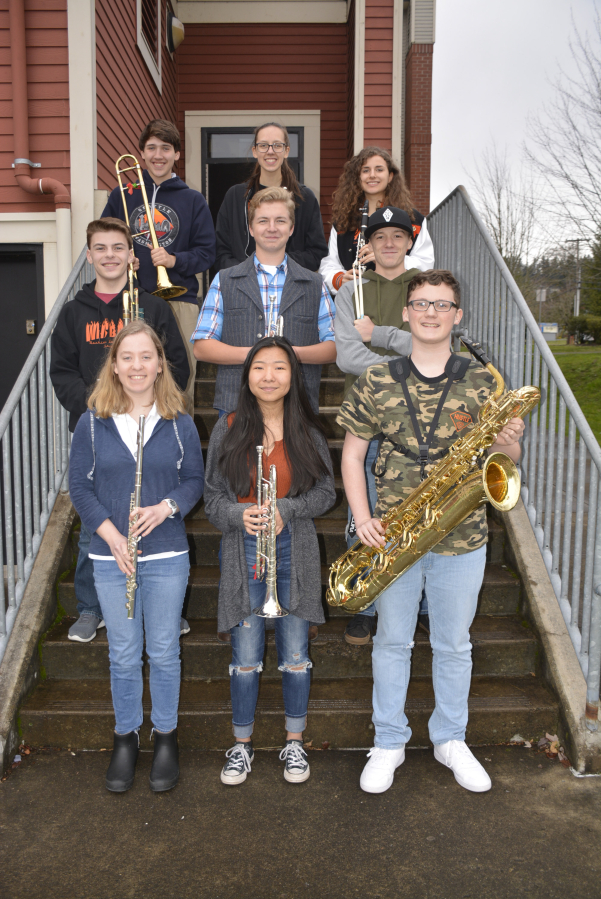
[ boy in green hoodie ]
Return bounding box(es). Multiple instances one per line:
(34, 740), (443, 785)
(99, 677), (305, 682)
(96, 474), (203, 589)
(333, 206), (423, 645)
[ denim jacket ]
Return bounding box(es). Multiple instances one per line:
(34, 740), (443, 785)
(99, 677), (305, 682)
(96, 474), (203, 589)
(69, 411), (204, 557)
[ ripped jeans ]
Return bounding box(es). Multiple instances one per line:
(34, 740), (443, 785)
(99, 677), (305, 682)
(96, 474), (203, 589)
(229, 530), (311, 739)
(372, 545), (487, 748)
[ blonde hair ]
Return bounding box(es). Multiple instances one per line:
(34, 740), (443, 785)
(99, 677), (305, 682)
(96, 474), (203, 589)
(248, 186), (295, 228)
(88, 321), (186, 419)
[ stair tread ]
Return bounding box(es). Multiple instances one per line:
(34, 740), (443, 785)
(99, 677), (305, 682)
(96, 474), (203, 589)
(21, 675), (558, 714)
(57, 562), (519, 589)
(47, 615), (536, 647)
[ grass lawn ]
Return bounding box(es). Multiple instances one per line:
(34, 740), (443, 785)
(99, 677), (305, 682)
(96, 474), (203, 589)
(548, 345), (601, 442)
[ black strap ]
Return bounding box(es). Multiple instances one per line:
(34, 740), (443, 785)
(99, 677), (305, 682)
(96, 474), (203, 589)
(388, 354), (471, 480)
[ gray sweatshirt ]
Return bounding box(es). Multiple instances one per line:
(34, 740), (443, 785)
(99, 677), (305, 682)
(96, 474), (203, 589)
(334, 277), (412, 384)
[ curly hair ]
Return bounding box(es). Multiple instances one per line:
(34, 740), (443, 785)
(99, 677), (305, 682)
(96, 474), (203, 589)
(331, 147), (414, 233)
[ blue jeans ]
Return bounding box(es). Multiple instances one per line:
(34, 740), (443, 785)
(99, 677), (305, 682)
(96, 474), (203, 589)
(229, 530), (311, 738)
(372, 545), (486, 748)
(347, 439), (428, 619)
(93, 554), (190, 734)
(74, 521), (103, 618)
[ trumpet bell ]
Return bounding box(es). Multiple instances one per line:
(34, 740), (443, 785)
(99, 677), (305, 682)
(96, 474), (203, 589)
(255, 588), (289, 618)
(482, 452), (522, 512)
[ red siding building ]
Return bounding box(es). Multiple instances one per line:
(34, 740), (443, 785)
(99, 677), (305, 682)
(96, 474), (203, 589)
(0, 0), (435, 314)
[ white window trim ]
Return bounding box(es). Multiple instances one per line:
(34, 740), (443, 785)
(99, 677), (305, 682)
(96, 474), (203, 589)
(137, 0), (162, 92)
(185, 110), (321, 202)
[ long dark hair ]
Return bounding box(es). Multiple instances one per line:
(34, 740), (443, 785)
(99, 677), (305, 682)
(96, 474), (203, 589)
(219, 337), (328, 497)
(245, 122), (304, 203)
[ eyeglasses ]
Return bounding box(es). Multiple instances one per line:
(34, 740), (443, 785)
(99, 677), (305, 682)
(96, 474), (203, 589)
(254, 142), (288, 153)
(407, 299), (458, 312)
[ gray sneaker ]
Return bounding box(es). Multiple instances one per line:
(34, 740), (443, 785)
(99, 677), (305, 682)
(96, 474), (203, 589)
(180, 618), (190, 636)
(68, 614), (105, 643)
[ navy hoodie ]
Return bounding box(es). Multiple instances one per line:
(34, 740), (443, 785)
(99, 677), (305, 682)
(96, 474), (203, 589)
(50, 281), (190, 432)
(102, 170), (216, 303)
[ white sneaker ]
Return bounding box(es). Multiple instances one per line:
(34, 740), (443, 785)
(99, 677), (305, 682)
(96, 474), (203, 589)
(434, 740), (492, 792)
(360, 746), (405, 794)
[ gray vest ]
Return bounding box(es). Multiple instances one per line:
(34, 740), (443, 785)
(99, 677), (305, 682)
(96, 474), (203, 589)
(214, 256), (324, 413)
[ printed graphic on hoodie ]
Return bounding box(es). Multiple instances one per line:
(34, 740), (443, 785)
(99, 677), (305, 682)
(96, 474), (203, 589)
(129, 203), (180, 249)
(86, 318), (124, 345)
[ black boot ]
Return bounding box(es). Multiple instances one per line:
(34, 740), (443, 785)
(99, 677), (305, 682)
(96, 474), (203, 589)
(105, 730), (139, 792)
(149, 728), (179, 792)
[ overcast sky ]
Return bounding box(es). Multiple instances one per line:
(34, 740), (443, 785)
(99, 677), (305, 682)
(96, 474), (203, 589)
(430, 0), (600, 210)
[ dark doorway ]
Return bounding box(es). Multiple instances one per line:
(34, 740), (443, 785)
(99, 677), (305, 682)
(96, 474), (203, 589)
(201, 127), (304, 289)
(0, 245), (45, 410)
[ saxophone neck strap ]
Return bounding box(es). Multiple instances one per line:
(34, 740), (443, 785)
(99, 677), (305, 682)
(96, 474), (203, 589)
(388, 354), (471, 480)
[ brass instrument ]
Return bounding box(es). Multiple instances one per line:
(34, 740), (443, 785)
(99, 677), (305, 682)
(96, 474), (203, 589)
(327, 338), (541, 613)
(352, 201), (369, 319)
(122, 263), (139, 325)
(255, 445), (266, 580)
(115, 154), (187, 301)
(266, 292), (284, 337)
(125, 415), (145, 619)
(255, 453), (288, 618)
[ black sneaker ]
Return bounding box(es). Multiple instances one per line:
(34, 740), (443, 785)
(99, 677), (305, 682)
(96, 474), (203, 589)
(279, 740), (310, 783)
(344, 614), (376, 645)
(220, 742), (254, 785)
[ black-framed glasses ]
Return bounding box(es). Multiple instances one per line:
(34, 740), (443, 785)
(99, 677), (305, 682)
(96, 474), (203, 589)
(407, 299), (458, 312)
(254, 142), (288, 153)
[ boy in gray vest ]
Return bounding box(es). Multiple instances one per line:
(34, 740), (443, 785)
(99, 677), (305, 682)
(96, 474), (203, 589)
(191, 186), (336, 415)
(334, 207), (422, 645)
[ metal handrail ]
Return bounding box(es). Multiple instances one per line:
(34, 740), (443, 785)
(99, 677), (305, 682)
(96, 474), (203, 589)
(428, 186), (601, 731)
(0, 246), (91, 663)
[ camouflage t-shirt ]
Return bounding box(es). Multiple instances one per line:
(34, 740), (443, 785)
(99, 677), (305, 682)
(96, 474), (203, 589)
(337, 356), (496, 555)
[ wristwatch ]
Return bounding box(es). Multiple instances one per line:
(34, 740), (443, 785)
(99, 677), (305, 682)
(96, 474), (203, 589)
(162, 498), (178, 518)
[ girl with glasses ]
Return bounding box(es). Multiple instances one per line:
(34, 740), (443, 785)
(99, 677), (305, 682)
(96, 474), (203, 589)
(215, 122), (328, 273)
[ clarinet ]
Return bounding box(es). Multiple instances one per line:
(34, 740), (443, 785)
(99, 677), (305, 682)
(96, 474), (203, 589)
(125, 415), (145, 619)
(353, 200), (369, 319)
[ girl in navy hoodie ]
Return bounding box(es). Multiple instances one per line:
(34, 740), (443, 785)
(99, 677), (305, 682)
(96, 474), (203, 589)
(69, 321), (204, 794)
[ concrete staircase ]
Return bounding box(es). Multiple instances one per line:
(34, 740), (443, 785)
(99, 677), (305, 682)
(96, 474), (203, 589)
(20, 362), (559, 749)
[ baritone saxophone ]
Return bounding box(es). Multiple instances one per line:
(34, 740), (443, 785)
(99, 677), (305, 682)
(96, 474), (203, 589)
(327, 337), (541, 614)
(125, 415), (145, 619)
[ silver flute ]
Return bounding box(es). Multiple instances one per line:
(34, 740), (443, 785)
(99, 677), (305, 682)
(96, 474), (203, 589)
(254, 449), (288, 618)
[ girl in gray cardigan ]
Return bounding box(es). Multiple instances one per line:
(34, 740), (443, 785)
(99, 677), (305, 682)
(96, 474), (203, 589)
(204, 336), (335, 786)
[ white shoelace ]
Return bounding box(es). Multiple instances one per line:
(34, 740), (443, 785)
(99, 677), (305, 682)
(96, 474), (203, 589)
(224, 744), (252, 774)
(444, 740), (478, 768)
(279, 742), (307, 770)
(366, 747), (400, 768)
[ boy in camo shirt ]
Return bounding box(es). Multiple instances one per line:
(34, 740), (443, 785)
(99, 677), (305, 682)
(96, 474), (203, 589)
(337, 270), (525, 794)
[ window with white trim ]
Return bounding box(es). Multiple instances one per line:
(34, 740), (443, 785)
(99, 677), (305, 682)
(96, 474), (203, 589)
(137, 0), (162, 92)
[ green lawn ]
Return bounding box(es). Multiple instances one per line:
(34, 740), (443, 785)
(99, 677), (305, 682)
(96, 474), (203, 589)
(548, 347), (601, 442)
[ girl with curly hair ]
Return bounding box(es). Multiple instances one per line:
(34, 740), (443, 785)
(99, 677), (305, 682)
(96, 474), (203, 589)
(319, 147), (434, 293)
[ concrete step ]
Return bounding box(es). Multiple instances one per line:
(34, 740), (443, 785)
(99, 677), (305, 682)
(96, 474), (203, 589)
(19, 675), (559, 751)
(42, 615), (538, 682)
(195, 406), (346, 440)
(195, 377), (345, 408)
(182, 515), (506, 562)
(58, 563), (521, 619)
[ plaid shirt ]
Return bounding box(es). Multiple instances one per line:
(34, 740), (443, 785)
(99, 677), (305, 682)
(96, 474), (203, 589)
(191, 255), (335, 343)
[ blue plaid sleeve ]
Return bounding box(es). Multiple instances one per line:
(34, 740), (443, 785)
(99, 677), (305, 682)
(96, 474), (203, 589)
(317, 281), (336, 343)
(190, 273), (223, 341)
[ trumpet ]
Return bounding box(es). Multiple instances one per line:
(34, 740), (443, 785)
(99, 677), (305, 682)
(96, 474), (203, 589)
(122, 263), (139, 325)
(126, 415), (145, 619)
(254, 449), (288, 618)
(115, 154), (187, 301)
(266, 293), (284, 337)
(352, 200), (369, 319)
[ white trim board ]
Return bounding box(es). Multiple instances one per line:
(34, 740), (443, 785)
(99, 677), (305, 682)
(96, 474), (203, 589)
(178, 0), (347, 23)
(185, 110), (321, 201)
(0, 214), (60, 316)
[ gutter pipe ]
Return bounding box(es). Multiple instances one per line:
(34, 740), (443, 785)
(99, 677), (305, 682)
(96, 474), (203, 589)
(9, 0), (72, 289)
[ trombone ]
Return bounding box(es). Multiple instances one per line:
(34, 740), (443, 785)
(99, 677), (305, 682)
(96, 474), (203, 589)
(352, 200), (369, 319)
(115, 154), (187, 301)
